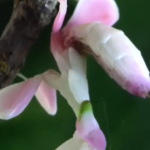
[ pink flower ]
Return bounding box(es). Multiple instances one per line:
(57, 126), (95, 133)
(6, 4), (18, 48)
(51, 0), (150, 98)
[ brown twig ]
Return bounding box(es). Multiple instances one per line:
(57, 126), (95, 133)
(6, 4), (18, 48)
(0, 0), (57, 89)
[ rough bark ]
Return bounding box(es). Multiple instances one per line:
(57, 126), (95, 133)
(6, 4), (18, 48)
(0, 0), (57, 88)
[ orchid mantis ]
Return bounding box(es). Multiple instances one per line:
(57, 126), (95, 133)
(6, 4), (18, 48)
(0, 0), (149, 149)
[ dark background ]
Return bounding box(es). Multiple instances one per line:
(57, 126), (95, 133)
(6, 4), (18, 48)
(0, 0), (150, 150)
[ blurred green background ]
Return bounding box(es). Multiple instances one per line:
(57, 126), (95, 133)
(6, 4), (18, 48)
(1, 0), (150, 150)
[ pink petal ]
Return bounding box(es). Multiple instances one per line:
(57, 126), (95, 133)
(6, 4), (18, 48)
(0, 77), (41, 120)
(35, 80), (57, 115)
(52, 0), (67, 32)
(65, 0), (119, 29)
(76, 101), (106, 150)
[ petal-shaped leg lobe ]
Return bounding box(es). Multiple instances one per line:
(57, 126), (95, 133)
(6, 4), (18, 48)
(53, 0), (67, 32)
(35, 80), (57, 115)
(77, 101), (106, 150)
(0, 77), (41, 120)
(66, 0), (119, 29)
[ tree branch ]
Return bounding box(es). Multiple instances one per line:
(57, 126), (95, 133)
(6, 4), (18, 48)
(0, 0), (57, 89)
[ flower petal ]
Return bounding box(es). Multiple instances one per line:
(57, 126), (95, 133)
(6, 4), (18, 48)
(35, 80), (57, 115)
(65, 0), (119, 29)
(0, 77), (41, 120)
(76, 101), (106, 150)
